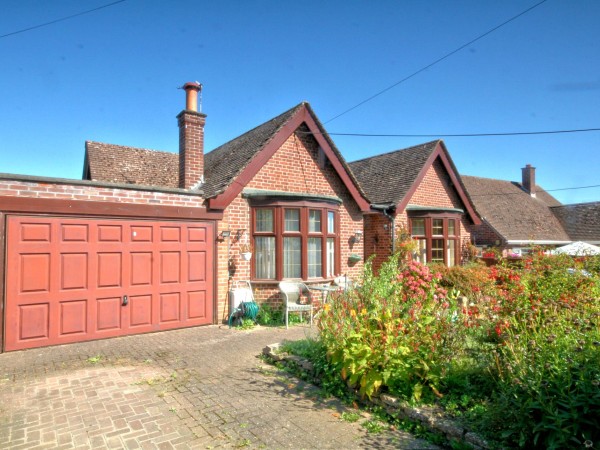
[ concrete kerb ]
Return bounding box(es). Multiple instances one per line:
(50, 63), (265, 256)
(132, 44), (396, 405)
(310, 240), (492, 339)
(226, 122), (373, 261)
(262, 342), (490, 450)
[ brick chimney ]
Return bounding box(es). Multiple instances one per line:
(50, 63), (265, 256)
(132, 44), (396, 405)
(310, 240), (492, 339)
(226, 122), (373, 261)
(177, 82), (206, 190)
(521, 164), (536, 197)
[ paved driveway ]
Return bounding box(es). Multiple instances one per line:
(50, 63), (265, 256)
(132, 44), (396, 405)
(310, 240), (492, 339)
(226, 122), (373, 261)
(0, 325), (438, 449)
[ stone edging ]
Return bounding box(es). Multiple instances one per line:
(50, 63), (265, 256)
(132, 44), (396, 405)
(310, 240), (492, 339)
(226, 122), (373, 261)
(263, 343), (490, 450)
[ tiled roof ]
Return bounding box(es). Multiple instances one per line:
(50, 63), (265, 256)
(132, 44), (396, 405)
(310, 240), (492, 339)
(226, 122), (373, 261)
(461, 175), (570, 242)
(349, 140), (439, 205)
(203, 103), (304, 198)
(85, 141), (178, 188)
(551, 202), (600, 242)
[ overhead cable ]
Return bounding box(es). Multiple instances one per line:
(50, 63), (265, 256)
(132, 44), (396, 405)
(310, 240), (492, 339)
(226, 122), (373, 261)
(304, 127), (600, 138)
(324, 0), (549, 124)
(1, 0), (126, 39)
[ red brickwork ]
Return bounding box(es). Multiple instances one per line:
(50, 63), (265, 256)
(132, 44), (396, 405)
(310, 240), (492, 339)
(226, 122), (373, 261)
(470, 221), (503, 247)
(0, 180), (206, 207)
(177, 111), (206, 190)
(364, 158), (477, 271)
(214, 125), (364, 320)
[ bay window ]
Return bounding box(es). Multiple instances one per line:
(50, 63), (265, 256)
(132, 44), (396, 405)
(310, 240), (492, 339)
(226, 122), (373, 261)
(252, 202), (339, 280)
(409, 214), (460, 267)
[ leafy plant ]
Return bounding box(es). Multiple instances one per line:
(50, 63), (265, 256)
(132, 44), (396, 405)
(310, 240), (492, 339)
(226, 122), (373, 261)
(340, 411), (361, 423)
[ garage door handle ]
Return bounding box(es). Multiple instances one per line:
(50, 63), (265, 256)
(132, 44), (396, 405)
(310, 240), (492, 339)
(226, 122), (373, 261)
(122, 295), (128, 306)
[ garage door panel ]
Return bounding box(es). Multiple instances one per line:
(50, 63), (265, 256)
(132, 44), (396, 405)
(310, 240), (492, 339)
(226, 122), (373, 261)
(188, 227), (207, 242)
(131, 226), (152, 242)
(159, 293), (181, 323)
(188, 251), (206, 282)
(131, 252), (153, 286)
(20, 253), (51, 293)
(160, 252), (181, 284)
(96, 297), (122, 331)
(21, 223), (52, 242)
(61, 224), (88, 242)
(160, 226), (181, 242)
(97, 253), (122, 288)
(5, 217), (214, 351)
(98, 225), (123, 242)
(60, 253), (88, 290)
(188, 291), (207, 319)
(129, 294), (152, 327)
(59, 300), (87, 335)
(18, 303), (50, 340)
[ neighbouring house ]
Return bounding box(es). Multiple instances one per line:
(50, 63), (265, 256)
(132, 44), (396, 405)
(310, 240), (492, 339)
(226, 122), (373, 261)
(349, 140), (481, 271)
(460, 164), (600, 256)
(551, 201), (600, 246)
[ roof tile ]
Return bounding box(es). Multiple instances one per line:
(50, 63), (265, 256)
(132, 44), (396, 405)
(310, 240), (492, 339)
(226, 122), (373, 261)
(461, 175), (569, 242)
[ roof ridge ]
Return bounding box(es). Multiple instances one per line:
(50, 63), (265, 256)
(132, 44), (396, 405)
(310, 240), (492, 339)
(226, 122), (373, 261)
(206, 102), (305, 156)
(348, 139), (441, 165)
(86, 140), (175, 156)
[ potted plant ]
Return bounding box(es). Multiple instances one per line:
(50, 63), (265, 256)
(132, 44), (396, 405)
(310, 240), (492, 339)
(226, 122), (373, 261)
(240, 243), (253, 261)
(348, 253), (361, 264)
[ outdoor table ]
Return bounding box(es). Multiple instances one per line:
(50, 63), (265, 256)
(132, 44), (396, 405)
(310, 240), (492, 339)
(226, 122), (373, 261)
(308, 285), (338, 304)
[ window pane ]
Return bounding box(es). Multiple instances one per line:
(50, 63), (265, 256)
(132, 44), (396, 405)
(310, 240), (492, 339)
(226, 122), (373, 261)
(432, 239), (444, 262)
(413, 239), (427, 263)
(448, 219), (456, 236)
(447, 239), (456, 267)
(284, 209), (300, 232)
(327, 211), (335, 234)
(256, 209), (273, 232)
(326, 238), (335, 277)
(283, 237), (301, 278)
(255, 237), (275, 279)
(309, 210), (322, 233)
(308, 238), (322, 278)
(432, 219), (443, 235)
(411, 218), (425, 236)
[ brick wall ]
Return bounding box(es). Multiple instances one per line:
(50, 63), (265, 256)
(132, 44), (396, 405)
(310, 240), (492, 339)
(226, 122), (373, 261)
(214, 125), (364, 320)
(470, 221), (503, 247)
(364, 158), (478, 270)
(0, 179), (207, 207)
(178, 111), (206, 190)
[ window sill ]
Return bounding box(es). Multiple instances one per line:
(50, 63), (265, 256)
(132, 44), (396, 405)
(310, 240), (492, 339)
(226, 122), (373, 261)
(250, 277), (336, 286)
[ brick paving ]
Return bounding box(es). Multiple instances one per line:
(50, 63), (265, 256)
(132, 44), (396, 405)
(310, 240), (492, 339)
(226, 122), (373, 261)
(0, 325), (438, 449)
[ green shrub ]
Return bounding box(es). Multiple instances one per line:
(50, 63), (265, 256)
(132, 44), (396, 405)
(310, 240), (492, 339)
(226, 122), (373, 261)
(315, 249), (600, 449)
(255, 303), (283, 326)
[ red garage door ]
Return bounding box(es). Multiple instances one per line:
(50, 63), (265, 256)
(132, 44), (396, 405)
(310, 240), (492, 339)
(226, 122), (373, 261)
(4, 216), (214, 351)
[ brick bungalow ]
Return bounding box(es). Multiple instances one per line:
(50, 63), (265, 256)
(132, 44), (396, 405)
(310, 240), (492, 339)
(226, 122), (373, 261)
(85, 83), (371, 325)
(349, 140), (481, 271)
(2, 82), (597, 352)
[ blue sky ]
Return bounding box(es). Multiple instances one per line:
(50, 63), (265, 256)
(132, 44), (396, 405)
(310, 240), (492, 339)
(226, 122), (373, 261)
(1, 0), (599, 204)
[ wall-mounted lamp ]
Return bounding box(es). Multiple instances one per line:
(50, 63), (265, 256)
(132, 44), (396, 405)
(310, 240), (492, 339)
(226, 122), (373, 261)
(220, 230), (231, 239)
(353, 230), (363, 243)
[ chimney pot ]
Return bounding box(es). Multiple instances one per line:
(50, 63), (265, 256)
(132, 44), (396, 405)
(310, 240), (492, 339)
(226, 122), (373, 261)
(182, 81), (202, 112)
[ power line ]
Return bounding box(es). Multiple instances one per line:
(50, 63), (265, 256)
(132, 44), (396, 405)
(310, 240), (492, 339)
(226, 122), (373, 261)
(324, 0), (549, 125)
(1, 0), (126, 39)
(306, 127), (600, 138)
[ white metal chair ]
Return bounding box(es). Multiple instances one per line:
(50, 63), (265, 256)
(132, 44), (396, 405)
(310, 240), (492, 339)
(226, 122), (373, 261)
(278, 281), (313, 329)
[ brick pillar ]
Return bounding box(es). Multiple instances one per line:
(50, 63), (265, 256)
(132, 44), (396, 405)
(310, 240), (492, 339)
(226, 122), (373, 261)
(521, 164), (536, 197)
(177, 82), (206, 190)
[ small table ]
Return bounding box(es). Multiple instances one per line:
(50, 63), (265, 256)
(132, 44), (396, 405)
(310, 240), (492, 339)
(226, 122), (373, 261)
(308, 285), (338, 304)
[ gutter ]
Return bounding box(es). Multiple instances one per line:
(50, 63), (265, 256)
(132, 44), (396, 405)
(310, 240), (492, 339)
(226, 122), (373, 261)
(372, 203), (396, 253)
(506, 240), (572, 245)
